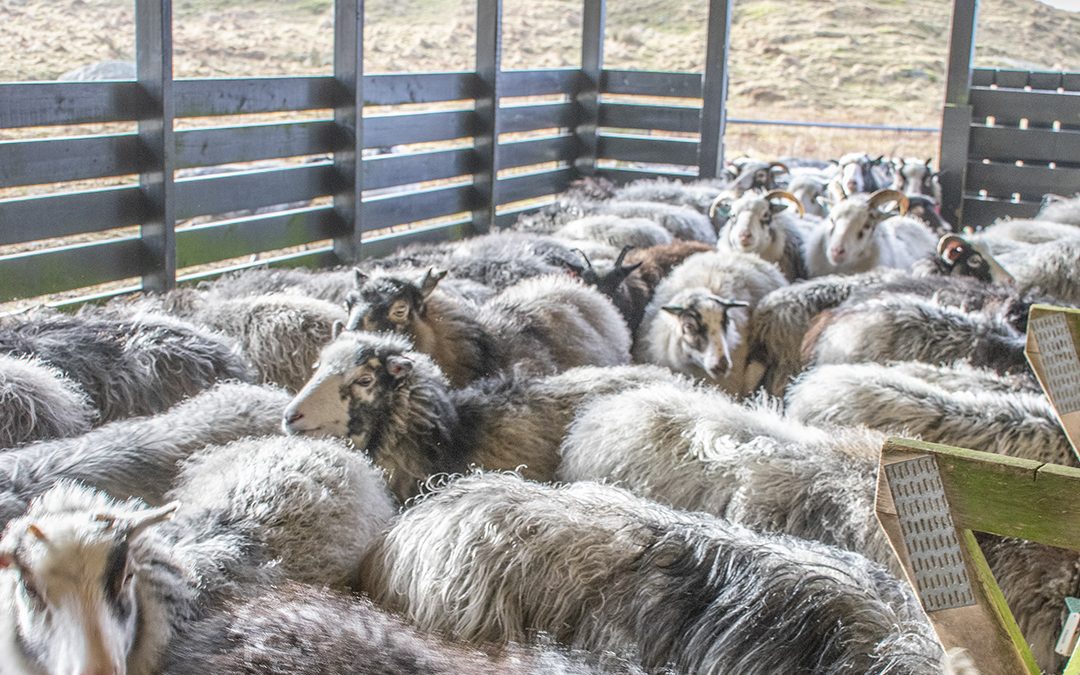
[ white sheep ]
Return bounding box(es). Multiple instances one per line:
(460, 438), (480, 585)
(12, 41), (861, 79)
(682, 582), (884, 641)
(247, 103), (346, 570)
(0, 354), (95, 448)
(804, 189), (938, 276)
(554, 215), (673, 249)
(711, 189), (811, 280)
(634, 250), (788, 394)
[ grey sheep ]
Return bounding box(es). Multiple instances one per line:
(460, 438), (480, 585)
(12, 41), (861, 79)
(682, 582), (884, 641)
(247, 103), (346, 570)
(0, 354), (95, 448)
(514, 196), (717, 244)
(360, 472), (945, 674)
(203, 266), (357, 304)
(554, 215), (673, 250)
(635, 250), (787, 394)
(0, 382), (289, 529)
(347, 270), (630, 386)
(163, 583), (641, 675)
(0, 435), (395, 675)
(611, 177), (726, 214)
(996, 238), (1080, 306)
(1036, 193), (1080, 226)
(0, 311), (254, 422)
(283, 330), (683, 501)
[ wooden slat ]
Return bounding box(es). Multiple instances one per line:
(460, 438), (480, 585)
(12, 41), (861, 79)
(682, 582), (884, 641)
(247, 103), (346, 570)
(965, 161), (1080, 201)
(363, 146), (475, 191)
(598, 166), (697, 185)
(0, 186), (147, 246)
(175, 120), (342, 169)
(597, 132), (698, 166)
(961, 195), (1041, 228)
(0, 237), (148, 302)
(599, 101), (700, 133)
(500, 134), (575, 169)
(971, 69), (995, 87)
(972, 68), (1080, 92)
(494, 199), (553, 228)
(175, 77), (338, 117)
(0, 82), (149, 129)
(970, 126), (1080, 164)
(364, 109), (477, 148)
(971, 87), (1080, 128)
(601, 69), (702, 98)
(175, 162), (337, 220)
(363, 72), (479, 106)
(178, 245), (337, 284)
(360, 220), (473, 259)
(500, 101), (576, 134)
(363, 183), (476, 231)
(175, 206), (345, 269)
(0, 134), (142, 188)
(501, 69), (580, 98)
(497, 167), (574, 205)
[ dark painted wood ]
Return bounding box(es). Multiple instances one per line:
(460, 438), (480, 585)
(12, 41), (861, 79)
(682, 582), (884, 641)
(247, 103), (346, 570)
(364, 183), (477, 231)
(601, 69), (702, 98)
(0, 134), (143, 188)
(333, 0), (364, 263)
(501, 69), (579, 98)
(175, 76), (338, 117)
(500, 134), (576, 169)
(0, 237), (148, 302)
(473, 0), (502, 233)
(599, 101), (700, 133)
(174, 162), (338, 220)
(698, 0), (731, 178)
(962, 195), (1040, 228)
(363, 147), (475, 191)
(497, 167), (574, 205)
(364, 72), (479, 105)
(598, 133), (699, 166)
(364, 109), (477, 148)
(500, 101), (576, 134)
(175, 120), (343, 169)
(176, 206), (345, 269)
(576, 0), (605, 178)
(965, 161), (1080, 201)
(970, 87), (1080, 129)
(0, 82), (149, 129)
(359, 220), (473, 259)
(0, 186), (148, 246)
(598, 166), (698, 185)
(970, 126), (1080, 164)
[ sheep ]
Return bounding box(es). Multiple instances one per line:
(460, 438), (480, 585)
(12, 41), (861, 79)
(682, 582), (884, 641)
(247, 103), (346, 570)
(634, 250), (788, 394)
(906, 194), (952, 234)
(513, 195), (716, 243)
(786, 362), (1074, 466)
(973, 217), (1080, 254)
(360, 472), (945, 674)
(346, 269), (630, 386)
(0, 382), (290, 528)
(203, 266), (357, 304)
(724, 159), (790, 194)
(0, 354), (95, 448)
(556, 381), (1065, 672)
(554, 215), (673, 250)
(802, 293), (1029, 375)
(116, 289), (347, 392)
(0, 434), (395, 675)
(890, 157), (942, 204)
(804, 189), (938, 276)
(611, 177), (726, 214)
(996, 238), (1080, 305)
(1037, 193), (1080, 225)
(283, 330), (685, 501)
(832, 152), (887, 196)
(162, 582), (641, 675)
(787, 171), (831, 217)
(710, 189), (810, 281)
(0, 311), (254, 422)
(444, 232), (588, 291)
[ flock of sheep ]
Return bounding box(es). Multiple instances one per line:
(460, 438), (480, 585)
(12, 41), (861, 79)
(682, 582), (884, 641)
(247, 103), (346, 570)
(1, 151), (1079, 675)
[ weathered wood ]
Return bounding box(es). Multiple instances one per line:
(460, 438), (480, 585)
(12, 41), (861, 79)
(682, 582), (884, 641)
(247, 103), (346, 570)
(333, 0), (364, 263)
(961, 194), (1040, 228)
(0, 134), (143, 189)
(500, 101), (577, 134)
(0, 186), (148, 246)
(175, 206), (345, 269)
(601, 69), (702, 98)
(364, 72), (478, 106)
(965, 161), (1080, 202)
(698, 0), (732, 178)
(501, 69), (579, 98)
(1025, 305), (1080, 463)
(597, 132), (699, 166)
(0, 237), (148, 302)
(364, 183), (476, 231)
(0, 82), (148, 129)
(174, 120), (342, 169)
(499, 134), (576, 170)
(363, 147), (475, 191)
(175, 77), (338, 117)
(364, 109), (478, 149)
(599, 101), (700, 133)
(174, 162), (337, 220)
(497, 167), (573, 205)
(971, 87), (1080, 129)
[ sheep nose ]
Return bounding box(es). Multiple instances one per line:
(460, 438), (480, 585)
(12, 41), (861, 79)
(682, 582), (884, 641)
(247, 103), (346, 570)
(830, 246), (846, 258)
(284, 410), (304, 425)
(738, 233), (752, 245)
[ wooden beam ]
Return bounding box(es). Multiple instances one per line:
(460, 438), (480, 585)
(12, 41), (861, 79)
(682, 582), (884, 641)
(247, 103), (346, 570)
(576, 0), (605, 177)
(698, 0), (732, 178)
(333, 0), (364, 263)
(473, 0), (503, 233)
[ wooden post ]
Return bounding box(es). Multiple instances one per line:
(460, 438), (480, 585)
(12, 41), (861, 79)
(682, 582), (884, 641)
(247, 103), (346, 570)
(136, 0), (176, 292)
(473, 0), (503, 233)
(939, 0), (979, 227)
(698, 0), (732, 179)
(576, 0), (605, 177)
(333, 0), (364, 263)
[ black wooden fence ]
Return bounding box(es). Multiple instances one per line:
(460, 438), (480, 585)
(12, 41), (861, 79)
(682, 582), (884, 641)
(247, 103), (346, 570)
(0, 0), (732, 305)
(939, 0), (1080, 228)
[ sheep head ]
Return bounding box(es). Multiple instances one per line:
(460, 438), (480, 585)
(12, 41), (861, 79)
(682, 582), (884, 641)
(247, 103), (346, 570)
(837, 153), (882, 195)
(722, 191), (803, 257)
(661, 292), (750, 382)
(891, 157), (942, 203)
(823, 189), (909, 266)
(937, 235), (1015, 285)
(344, 268), (447, 335)
(0, 484), (177, 675)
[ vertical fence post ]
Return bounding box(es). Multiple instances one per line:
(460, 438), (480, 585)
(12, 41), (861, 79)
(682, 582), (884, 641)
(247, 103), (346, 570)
(576, 0), (605, 178)
(940, 0), (978, 228)
(474, 0), (502, 234)
(698, 0), (732, 179)
(136, 0), (176, 292)
(334, 0), (364, 262)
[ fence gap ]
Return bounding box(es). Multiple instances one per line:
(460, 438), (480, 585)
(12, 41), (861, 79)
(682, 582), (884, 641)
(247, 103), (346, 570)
(136, 0), (176, 292)
(698, 0), (732, 179)
(333, 0), (364, 263)
(474, 0), (503, 234)
(576, 0), (605, 178)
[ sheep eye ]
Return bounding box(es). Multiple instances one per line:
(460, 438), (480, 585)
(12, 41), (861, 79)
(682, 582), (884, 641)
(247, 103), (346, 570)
(354, 375), (375, 388)
(857, 231), (865, 240)
(21, 578), (45, 610)
(967, 254), (984, 268)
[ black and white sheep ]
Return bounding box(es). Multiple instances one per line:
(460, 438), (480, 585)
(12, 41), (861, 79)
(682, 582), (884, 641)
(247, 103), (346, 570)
(634, 250), (788, 393)
(0, 435), (395, 675)
(890, 157), (942, 204)
(283, 330), (685, 501)
(0, 382), (290, 528)
(711, 189), (811, 281)
(0, 354), (95, 448)
(0, 312), (254, 422)
(361, 472), (945, 674)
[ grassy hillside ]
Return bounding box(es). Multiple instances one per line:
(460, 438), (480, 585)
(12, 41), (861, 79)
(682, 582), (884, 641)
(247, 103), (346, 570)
(2, 0), (1078, 159)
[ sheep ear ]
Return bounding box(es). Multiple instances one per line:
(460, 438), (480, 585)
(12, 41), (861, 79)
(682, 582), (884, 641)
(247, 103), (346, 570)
(26, 524), (47, 542)
(661, 305), (685, 317)
(353, 268), (368, 288)
(0, 552), (12, 569)
(385, 355), (414, 380)
(126, 502), (180, 541)
(419, 269), (447, 297)
(332, 320), (345, 340)
(925, 157), (933, 168)
(768, 202), (789, 214)
(708, 295), (749, 309)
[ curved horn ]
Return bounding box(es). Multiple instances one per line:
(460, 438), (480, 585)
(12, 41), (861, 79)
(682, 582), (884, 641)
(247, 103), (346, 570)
(613, 245), (634, 269)
(708, 194), (730, 221)
(571, 248), (594, 272)
(768, 162), (790, 176)
(764, 190), (805, 217)
(867, 189), (910, 216)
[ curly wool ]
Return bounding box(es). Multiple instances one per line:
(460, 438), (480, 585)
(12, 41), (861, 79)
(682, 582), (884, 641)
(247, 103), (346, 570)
(0, 354), (95, 448)
(555, 215), (673, 250)
(361, 473), (944, 674)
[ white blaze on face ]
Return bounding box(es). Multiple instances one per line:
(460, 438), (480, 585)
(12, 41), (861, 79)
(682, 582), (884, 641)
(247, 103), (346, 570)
(825, 200), (874, 266)
(283, 365), (359, 439)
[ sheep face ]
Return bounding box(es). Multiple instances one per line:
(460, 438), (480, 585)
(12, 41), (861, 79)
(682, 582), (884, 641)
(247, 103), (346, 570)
(0, 487), (176, 675)
(891, 158), (941, 203)
(344, 269), (446, 335)
(661, 293), (749, 381)
(724, 197), (780, 255)
(283, 333), (416, 450)
(823, 190), (907, 267)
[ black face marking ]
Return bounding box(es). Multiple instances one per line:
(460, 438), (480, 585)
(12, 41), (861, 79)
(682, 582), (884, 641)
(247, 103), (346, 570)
(347, 277), (427, 333)
(104, 539), (132, 620)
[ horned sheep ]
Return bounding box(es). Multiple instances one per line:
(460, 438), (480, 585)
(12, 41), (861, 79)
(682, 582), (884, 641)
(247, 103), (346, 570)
(361, 472), (946, 674)
(634, 250), (788, 393)
(711, 189), (811, 281)
(0, 355), (95, 448)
